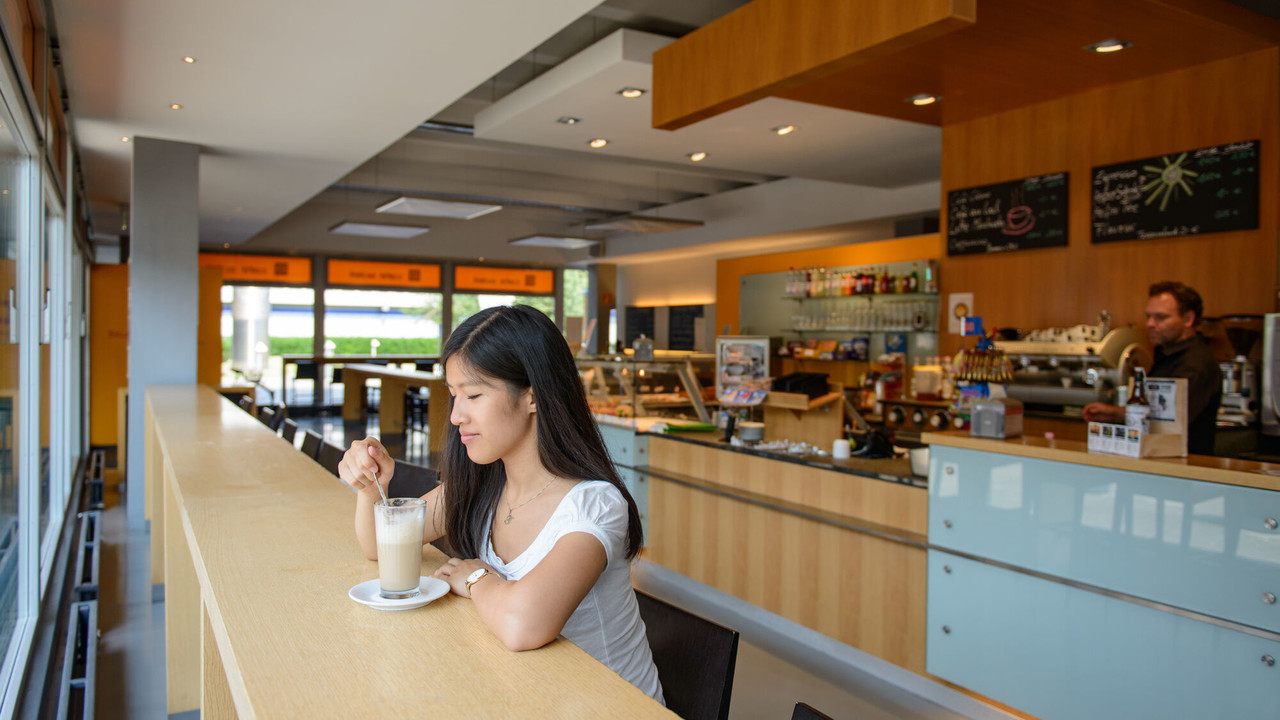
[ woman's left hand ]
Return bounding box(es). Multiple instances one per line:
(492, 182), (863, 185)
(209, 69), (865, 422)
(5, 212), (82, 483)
(433, 557), (497, 597)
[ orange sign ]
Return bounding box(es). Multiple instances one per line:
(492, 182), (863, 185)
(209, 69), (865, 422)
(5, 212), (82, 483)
(328, 259), (441, 289)
(198, 254), (312, 284)
(454, 266), (554, 294)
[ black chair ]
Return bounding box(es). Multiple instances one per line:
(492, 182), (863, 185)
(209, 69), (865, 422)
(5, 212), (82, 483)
(280, 418), (299, 446)
(291, 360), (319, 406)
(404, 387), (430, 451)
(414, 360), (436, 373)
(257, 405), (281, 431)
(299, 430), (323, 459)
(328, 366), (344, 406)
(636, 590), (739, 720)
(316, 441), (345, 476)
(238, 395), (254, 412)
(791, 703), (835, 720)
(388, 460), (438, 498)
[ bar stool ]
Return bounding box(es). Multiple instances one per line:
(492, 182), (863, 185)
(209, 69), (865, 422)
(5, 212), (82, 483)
(291, 360), (319, 406)
(404, 386), (430, 455)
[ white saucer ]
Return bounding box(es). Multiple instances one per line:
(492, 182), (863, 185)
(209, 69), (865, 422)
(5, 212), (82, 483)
(349, 577), (450, 611)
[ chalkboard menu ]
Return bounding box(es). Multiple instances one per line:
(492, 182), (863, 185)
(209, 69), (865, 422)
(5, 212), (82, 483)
(1091, 140), (1259, 243)
(624, 306), (654, 349)
(947, 173), (1068, 256)
(668, 305), (704, 351)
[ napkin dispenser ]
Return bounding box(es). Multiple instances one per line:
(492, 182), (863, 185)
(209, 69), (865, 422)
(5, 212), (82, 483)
(970, 398), (1024, 439)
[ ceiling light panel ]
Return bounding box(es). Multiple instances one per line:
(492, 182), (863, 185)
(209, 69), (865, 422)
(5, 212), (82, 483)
(376, 196), (502, 220)
(329, 222), (429, 239)
(509, 235), (598, 249)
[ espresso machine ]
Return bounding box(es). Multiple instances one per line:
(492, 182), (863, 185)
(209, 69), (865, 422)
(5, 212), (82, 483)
(1218, 316), (1261, 426)
(992, 312), (1150, 411)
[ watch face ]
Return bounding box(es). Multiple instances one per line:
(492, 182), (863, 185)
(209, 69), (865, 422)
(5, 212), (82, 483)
(467, 568), (486, 584)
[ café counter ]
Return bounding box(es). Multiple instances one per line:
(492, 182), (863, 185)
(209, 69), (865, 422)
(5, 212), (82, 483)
(147, 385), (673, 719)
(919, 431), (1280, 720)
(597, 420), (930, 674)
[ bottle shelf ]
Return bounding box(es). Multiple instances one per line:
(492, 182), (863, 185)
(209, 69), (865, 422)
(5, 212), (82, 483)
(782, 292), (940, 301)
(791, 327), (938, 334)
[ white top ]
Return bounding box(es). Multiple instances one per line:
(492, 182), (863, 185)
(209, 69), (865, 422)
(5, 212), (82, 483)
(480, 480), (665, 703)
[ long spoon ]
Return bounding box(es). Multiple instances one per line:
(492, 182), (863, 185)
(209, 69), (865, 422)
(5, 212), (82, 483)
(372, 469), (389, 504)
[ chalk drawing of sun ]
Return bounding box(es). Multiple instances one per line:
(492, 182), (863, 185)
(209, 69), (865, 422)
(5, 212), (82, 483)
(1142, 153), (1199, 211)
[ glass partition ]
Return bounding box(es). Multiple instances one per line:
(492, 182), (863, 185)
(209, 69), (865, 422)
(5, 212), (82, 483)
(0, 101), (24, 670)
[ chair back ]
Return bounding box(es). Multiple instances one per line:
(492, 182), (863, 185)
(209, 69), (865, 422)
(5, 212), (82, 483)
(316, 441), (345, 476)
(280, 418), (299, 445)
(299, 430), (323, 459)
(238, 395), (254, 412)
(636, 590), (739, 720)
(415, 360), (436, 373)
(791, 703), (835, 720)
(387, 461), (438, 499)
(257, 406), (278, 430)
(294, 360), (319, 381)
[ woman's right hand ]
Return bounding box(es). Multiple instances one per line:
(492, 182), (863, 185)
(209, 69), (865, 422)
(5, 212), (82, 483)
(338, 436), (395, 496)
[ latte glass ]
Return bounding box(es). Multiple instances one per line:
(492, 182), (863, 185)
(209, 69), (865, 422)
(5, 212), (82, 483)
(373, 498), (426, 599)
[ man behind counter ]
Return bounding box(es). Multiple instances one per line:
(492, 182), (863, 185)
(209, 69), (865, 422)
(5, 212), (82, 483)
(1082, 281), (1222, 456)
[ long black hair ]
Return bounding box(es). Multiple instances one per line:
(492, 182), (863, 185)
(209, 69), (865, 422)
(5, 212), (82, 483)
(439, 304), (643, 560)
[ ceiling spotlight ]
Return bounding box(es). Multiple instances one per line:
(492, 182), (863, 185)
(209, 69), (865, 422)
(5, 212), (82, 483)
(618, 87), (646, 98)
(120, 136), (130, 143)
(556, 116), (581, 125)
(1086, 38), (1131, 53)
(588, 138), (609, 148)
(183, 56), (196, 64)
(688, 152), (707, 162)
(170, 103), (182, 110)
(223, 243), (230, 249)
(907, 93), (939, 106)
(772, 124), (797, 136)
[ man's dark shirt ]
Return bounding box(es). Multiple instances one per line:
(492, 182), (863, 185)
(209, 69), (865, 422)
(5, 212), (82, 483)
(1150, 334), (1222, 456)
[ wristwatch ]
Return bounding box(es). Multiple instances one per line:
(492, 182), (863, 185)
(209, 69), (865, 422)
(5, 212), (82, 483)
(464, 567), (495, 597)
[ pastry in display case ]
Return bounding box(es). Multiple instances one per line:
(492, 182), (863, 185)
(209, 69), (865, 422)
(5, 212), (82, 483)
(577, 352), (716, 424)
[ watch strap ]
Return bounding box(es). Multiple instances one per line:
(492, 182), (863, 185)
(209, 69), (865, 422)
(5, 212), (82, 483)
(465, 568), (494, 597)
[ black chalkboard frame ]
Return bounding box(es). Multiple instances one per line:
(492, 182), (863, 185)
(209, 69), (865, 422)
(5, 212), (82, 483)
(946, 172), (1069, 256)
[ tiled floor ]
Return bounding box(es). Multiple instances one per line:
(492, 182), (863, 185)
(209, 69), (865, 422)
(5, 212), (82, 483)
(91, 410), (982, 720)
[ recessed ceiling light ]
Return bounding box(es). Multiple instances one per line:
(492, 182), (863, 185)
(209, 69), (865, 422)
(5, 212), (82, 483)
(509, 235), (599, 250)
(120, 136), (130, 143)
(688, 152), (707, 162)
(183, 56), (196, 64)
(588, 138), (609, 148)
(376, 196), (502, 220)
(907, 93), (939, 106)
(223, 243), (230, 248)
(1086, 38), (1131, 53)
(618, 87), (646, 98)
(170, 104), (182, 110)
(556, 116), (581, 125)
(772, 124), (797, 136)
(329, 222), (429, 239)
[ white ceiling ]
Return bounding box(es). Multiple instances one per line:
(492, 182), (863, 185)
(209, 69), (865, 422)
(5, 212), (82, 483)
(50, 0), (943, 267)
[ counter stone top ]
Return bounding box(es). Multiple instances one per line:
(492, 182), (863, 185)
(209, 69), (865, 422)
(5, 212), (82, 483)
(922, 431), (1280, 491)
(645, 430), (923, 488)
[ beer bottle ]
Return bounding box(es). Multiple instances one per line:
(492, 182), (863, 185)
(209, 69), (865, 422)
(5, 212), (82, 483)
(1125, 368), (1150, 434)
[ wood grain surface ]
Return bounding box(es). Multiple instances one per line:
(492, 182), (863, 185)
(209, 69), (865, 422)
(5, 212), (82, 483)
(644, 437), (927, 673)
(148, 385), (673, 719)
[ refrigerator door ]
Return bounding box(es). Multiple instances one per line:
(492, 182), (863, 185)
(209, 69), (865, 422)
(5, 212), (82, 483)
(1262, 314), (1280, 435)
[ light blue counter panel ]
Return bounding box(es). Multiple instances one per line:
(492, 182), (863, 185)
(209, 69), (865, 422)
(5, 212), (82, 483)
(597, 422), (648, 469)
(927, 551), (1280, 720)
(616, 466), (649, 539)
(928, 446), (1280, 631)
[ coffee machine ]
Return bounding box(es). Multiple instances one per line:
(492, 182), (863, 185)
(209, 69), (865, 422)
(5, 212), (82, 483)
(1219, 316), (1261, 426)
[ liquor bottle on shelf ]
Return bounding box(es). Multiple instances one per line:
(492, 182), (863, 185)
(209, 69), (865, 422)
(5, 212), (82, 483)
(877, 266), (893, 294)
(923, 259), (939, 293)
(909, 263), (921, 293)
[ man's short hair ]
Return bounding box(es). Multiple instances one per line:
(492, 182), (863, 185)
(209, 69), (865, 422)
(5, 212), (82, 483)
(1148, 281), (1204, 323)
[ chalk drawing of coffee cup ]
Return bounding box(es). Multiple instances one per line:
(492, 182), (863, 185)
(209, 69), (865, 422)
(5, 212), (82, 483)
(1002, 205), (1035, 236)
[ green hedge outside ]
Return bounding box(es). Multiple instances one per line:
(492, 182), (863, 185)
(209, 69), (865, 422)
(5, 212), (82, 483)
(221, 336), (441, 361)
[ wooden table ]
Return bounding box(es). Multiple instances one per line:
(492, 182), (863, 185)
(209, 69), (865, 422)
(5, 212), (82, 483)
(280, 354), (437, 406)
(146, 385), (673, 718)
(341, 364), (449, 449)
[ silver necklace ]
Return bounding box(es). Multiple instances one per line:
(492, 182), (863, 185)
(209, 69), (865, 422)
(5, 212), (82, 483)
(504, 477), (555, 524)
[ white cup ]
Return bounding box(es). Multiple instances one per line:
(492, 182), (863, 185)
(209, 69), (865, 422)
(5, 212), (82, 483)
(832, 438), (851, 459)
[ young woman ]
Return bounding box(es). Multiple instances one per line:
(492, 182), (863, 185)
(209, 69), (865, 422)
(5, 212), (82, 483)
(338, 304), (663, 702)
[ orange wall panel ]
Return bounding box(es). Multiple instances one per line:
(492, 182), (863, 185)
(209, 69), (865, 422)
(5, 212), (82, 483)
(89, 264), (127, 446)
(198, 266), (222, 386)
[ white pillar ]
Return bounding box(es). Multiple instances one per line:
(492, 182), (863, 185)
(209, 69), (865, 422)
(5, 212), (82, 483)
(127, 137), (199, 530)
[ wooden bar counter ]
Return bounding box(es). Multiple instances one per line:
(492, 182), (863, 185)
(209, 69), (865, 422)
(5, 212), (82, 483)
(147, 385), (672, 719)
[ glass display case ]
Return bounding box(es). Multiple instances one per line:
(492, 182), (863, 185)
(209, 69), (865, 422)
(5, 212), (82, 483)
(577, 352), (716, 423)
